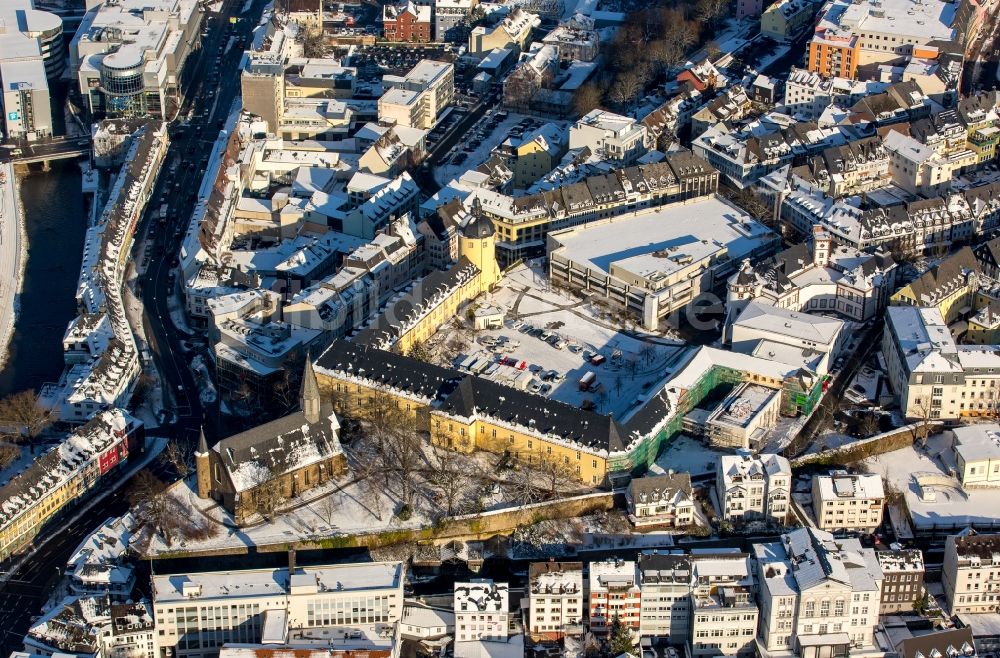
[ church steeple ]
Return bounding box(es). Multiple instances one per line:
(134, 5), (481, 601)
(196, 426), (209, 456)
(300, 353), (321, 424)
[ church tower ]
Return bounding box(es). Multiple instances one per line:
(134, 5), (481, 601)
(300, 353), (322, 425)
(195, 427), (212, 500)
(458, 198), (501, 292)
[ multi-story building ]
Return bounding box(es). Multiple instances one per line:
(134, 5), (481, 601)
(547, 195), (779, 331)
(782, 68), (886, 122)
(727, 226), (897, 326)
(0, 0), (63, 140)
(812, 472), (885, 533)
(638, 553), (694, 639)
(882, 306), (1000, 421)
(690, 557), (759, 658)
(25, 598), (156, 658)
(72, 0), (203, 118)
(626, 473), (695, 528)
(590, 560), (641, 636)
(468, 150), (719, 267)
(541, 20), (600, 62)
(876, 546), (925, 614)
(890, 247), (982, 325)
(729, 299), (846, 376)
(952, 424), (1000, 488)
(884, 130), (959, 198)
(806, 0), (958, 79)
(152, 561), (405, 658)
(943, 533), (1000, 615)
(382, 1), (432, 42)
(379, 59), (454, 129)
(65, 514), (138, 599)
(761, 0), (817, 42)
(528, 562), (584, 640)
(755, 528), (884, 654)
(454, 580), (509, 642)
(0, 409), (141, 563)
(799, 137), (889, 198)
(569, 110), (648, 165)
(716, 453), (792, 525)
(435, 0), (479, 42)
(468, 8), (539, 56)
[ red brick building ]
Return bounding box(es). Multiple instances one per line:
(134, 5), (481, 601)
(383, 1), (432, 43)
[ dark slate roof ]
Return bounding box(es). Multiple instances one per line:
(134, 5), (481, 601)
(627, 472), (692, 500)
(316, 340), (462, 401)
(897, 628), (976, 658)
(903, 246), (980, 303)
(973, 235), (1000, 272)
(353, 258), (481, 347)
(462, 199), (496, 239)
(437, 376), (627, 452)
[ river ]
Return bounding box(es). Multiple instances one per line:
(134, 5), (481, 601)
(0, 162), (87, 397)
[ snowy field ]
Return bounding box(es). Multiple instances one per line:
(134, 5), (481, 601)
(428, 263), (687, 420)
(866, 431), (1000, 531)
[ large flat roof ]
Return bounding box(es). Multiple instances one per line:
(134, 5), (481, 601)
(549, 195), (775, 283)
(153, 562), (403, 603)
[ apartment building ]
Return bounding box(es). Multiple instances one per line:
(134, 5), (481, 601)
(884, 130), (959, 197)
(812, 472), (885, 533)
(0, 410), (140, 562)
(882, 306), (1000, 421)
(755, 528), (884, 654)
(626, 473), (695, 528)
(638, 553), (694, 639)
(72, 0), (203, 118)
(943, 533), (1000, 615)
(807, 0), (957, 79)
(782, 68), (886, 122)
(468, 8), (539, 56)
(690, 558), (759, 658)
(528, 562), (584, 640)
(379, 59), (454, 129)
(435, 0), (479, 42)
(877, 546), (925, 614)
(761, 0), (817, 41)
(727, 226), (897, 326)
(952, 424), (1000, 488)
(716, 452), (792, 525)
(454, 580), (509, 642)
(382, 1), (431, 42)
(152, 561), (405, 658)
(590, 560), (641, 636)
(569, 109), (648, 165)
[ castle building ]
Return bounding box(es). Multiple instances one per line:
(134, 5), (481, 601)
(196, 357), (346, 524)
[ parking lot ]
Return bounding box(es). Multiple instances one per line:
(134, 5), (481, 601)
(346, 44), (456, 80)
(433, 111), (567, 186)
(427, 264), (688, 419)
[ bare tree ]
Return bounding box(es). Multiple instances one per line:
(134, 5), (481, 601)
(128, 469), (175, 546)
(430, 445), (470, 517)
(573, 82), (604, 117)
(640, 342), (656, 366)
(858, 412), (881, 438)
(608, 69), (645, 112)
(161, 440), (194, 478)
(0, 390), (53, 452)
(0, 444), (19, 470)
(272, 368), (301, 413)
(315, 493), (339, 526)
(614, 375), (624, 397)
(383, 425), (425, 506)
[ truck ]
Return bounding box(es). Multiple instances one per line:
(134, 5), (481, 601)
(579, 371), (596, 391)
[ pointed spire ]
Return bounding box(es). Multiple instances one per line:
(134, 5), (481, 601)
(196, 426), (209, 456)
(301, 352), (321, 424)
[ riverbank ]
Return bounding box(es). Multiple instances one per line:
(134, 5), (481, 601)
(0, 162), (87, 397)
(0, 162), (27, 374)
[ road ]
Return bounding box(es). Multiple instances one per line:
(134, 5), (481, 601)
(0, 0), (268, 648)
(962, 6), (1000, 95)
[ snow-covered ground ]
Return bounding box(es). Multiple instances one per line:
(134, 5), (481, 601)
(433, 113), (572, 188)
(654, 435), (723, 478)
(139, 441), (600, 557)
(426, 262), (686, 420)
(866, 431), (1000, 531)
(0, 162), (25, 373)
